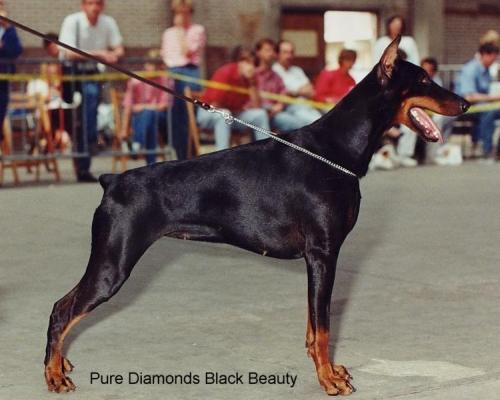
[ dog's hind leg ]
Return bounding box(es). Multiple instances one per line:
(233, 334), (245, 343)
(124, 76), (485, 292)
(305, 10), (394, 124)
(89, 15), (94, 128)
(44, 204), (161, 392)
(305, 244), (355, 396)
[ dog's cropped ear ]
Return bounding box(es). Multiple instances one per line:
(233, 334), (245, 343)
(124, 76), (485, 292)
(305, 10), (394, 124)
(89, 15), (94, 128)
(377, 35), (401, 86)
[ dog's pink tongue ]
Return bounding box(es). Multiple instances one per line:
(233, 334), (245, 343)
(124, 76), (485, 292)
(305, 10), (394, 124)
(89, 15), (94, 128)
(410, 107), (443, 143)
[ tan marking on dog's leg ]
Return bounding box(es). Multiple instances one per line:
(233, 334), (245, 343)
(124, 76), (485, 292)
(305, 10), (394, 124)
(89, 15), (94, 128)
(305, 312), (314, 358)
(310, 329), (355, 396)
(45, 314), (87, 393)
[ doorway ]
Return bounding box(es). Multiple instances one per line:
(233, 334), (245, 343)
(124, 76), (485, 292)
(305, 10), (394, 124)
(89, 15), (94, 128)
(281, 9), (378, 81)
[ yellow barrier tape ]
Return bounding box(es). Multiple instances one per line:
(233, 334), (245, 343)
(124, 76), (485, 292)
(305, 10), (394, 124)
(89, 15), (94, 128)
(0, 70), (334, 111)
(467, 101), (500, 114)
(1, 70), (500, 114)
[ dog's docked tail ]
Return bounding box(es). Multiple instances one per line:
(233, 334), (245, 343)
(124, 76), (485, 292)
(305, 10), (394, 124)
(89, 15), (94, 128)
(99, 174), (117, 190)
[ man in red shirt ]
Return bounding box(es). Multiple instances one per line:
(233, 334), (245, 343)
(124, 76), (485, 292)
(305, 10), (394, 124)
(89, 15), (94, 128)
(314, 49), (357, 104)
(197, 47), (270, 150)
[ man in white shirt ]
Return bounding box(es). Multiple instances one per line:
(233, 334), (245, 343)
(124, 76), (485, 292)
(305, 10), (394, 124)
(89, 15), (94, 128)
(59, 0), (124, 182)
(272, 40), (322, 125)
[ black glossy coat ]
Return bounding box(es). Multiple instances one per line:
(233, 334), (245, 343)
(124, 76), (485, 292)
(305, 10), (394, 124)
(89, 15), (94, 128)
(44, 40), (469, 395)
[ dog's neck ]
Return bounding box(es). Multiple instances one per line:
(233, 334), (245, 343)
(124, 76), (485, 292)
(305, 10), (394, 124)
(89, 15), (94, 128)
(307, 69), (400, 178)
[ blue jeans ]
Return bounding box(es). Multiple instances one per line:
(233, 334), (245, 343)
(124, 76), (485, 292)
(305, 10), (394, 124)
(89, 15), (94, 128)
(286, 104), (322, 125)
(271, 104), (321, 132)
(170, 65), (201, 160)
(132, 109), (167, 165)
(197, 107), (270, 150)
(76, 81), (100, 173)
(474, 108), (500, 155)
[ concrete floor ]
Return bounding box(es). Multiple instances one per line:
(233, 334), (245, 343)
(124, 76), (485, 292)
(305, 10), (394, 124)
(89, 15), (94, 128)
(1, 159), (500, 399)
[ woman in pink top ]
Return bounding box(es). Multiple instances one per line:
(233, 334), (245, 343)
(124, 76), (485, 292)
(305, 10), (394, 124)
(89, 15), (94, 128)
(122, 54), (173, 165)
(161, 0), (206, 160)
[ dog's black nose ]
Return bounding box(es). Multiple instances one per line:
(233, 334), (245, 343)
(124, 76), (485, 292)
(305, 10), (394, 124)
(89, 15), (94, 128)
(461, 100), (470, 113)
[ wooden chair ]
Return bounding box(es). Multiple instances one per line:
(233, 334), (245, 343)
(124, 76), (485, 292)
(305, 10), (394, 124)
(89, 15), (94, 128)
(184, 87), (202, 158)
(110, 87), (128, 172)
(0, 92), (60, 185)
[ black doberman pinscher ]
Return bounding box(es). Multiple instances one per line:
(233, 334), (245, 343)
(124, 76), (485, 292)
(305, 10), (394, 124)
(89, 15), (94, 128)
(44, 37), (469, 395)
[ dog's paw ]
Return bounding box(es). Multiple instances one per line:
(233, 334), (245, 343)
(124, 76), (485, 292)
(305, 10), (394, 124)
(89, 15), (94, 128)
(317, 364), (355, 396)
(45, 366), (76, 393)
(332, 363), (353, 381)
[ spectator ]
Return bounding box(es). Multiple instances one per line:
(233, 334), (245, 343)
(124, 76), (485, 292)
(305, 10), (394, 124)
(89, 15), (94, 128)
(121, 52), (172, 165)
(373, 15), (419, 65)
(421, 57), (443, 86)
(255, 38), (306, 132)
(59, 0), (124, 182)
(27, 63), (63, 108)
(38, 34), (78, 153)
(314, 49), (357, 104)
(161, 0), (206, 161)
(196, 46), (269, 150)
(456, 43), (500, 162)
(272, 40), (322, 124)
(479, 30), (499, 80)
(0, 2), (23, 143)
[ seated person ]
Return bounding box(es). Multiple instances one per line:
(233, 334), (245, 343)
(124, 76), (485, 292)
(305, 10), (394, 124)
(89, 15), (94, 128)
(272, 40), (322, 125)
(456, 43), (500, 161)
(314, 49), (357, 104)
(421, 57), (443, 86)
(255, 38), (308, 132)
(121, 52), (172, 165)
(197, 46), (270, 150)
(27, 62), (74, 151)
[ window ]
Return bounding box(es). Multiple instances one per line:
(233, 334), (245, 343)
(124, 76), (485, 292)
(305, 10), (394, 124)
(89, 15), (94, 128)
(324, 11), (378, 81)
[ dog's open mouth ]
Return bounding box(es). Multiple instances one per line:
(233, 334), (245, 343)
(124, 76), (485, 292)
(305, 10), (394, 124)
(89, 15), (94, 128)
(409, 107), (442, 143)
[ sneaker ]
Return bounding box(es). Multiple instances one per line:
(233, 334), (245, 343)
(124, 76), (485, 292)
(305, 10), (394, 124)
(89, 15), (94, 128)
(131, 142), (141, 152)
(369, 150), (395, 171)
(435, 144), (463, 166)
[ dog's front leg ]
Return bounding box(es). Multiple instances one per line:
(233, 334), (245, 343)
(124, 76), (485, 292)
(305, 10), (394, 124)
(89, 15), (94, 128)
(305, 247), (354, 396)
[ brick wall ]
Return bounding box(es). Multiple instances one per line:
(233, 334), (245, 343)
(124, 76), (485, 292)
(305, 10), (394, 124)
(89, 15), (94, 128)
(6, 0), (169, 50)
(5, 0), (500, 68)
(444, 0), (500, 63)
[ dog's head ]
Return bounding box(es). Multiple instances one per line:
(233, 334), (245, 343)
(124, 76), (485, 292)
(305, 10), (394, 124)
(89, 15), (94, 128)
(376, 36), (470, 142)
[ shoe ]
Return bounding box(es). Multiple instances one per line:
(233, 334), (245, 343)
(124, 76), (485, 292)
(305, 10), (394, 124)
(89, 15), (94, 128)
(77, 171), (98, 183)
(435, 144), (463, 166)
(369, 150), (395, 171)
(130, 141), (141, 160)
